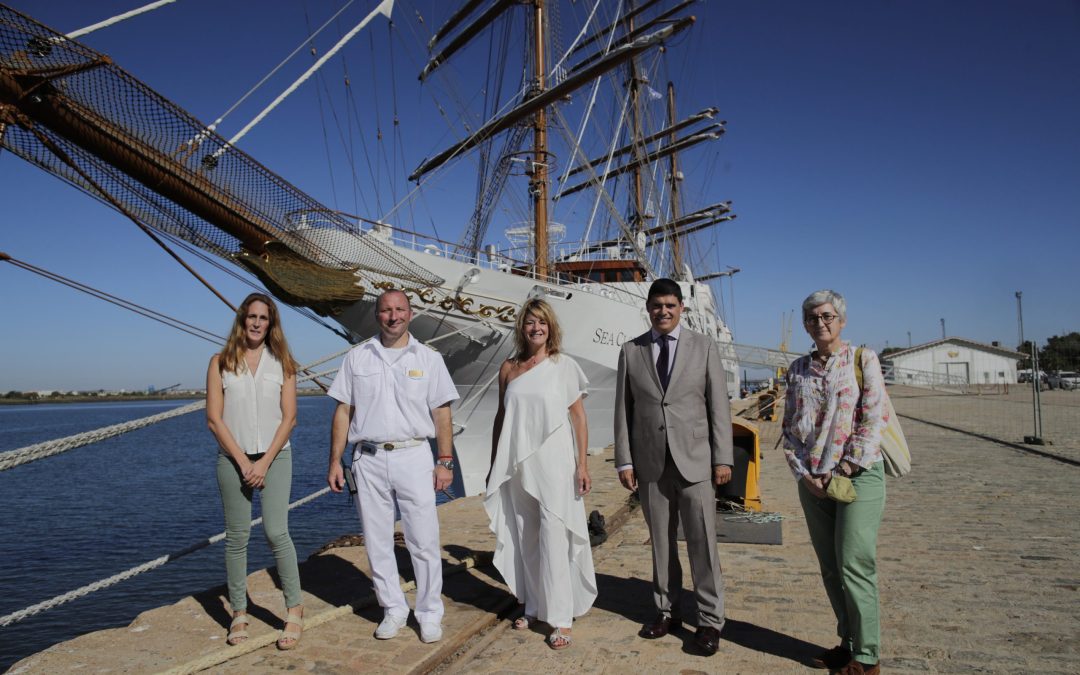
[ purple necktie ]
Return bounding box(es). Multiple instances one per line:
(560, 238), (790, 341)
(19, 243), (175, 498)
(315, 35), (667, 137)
(656, 334), (671, 391)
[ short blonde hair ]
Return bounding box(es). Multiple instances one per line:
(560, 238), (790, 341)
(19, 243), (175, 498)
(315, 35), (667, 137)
(513, 298), (562, 361)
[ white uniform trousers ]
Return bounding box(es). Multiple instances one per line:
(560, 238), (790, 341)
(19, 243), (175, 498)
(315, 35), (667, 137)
(351, 443), (444, 623)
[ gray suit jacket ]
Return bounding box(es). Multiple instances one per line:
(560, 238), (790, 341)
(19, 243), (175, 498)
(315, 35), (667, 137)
(614, 327), (734, 483)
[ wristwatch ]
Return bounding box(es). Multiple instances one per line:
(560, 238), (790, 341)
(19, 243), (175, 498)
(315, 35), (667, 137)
(436, 458), (455, 471)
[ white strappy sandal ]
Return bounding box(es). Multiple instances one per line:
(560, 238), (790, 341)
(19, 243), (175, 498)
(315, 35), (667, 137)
(547, 627), (572, 650)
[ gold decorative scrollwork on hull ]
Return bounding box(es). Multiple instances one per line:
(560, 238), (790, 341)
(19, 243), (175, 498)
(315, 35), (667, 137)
(373, 281), (516, 323)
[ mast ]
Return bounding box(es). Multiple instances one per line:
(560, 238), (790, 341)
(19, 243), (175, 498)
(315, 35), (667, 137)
(411, 18), (695, 181)
(627, 3), (645, 237)
(531, 0), (550, 279)
(667, 81), (683, 277)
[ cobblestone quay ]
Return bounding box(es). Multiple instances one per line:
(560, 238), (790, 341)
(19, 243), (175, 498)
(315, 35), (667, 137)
(12, 393), (1080, 673)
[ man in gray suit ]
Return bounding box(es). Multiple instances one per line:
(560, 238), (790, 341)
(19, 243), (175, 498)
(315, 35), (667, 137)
(614, 278), (734, 656)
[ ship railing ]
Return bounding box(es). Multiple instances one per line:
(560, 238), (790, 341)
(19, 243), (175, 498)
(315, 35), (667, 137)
(360, 223), (646, 308)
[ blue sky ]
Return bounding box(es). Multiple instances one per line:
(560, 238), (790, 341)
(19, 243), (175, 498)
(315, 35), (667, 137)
(2, 0), (1078, 391)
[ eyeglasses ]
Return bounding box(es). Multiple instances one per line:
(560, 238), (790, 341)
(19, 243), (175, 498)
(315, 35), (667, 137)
(804, 313), (839, 326)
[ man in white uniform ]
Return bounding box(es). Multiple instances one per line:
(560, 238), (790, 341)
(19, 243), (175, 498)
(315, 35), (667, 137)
(327, 289), (458, 643)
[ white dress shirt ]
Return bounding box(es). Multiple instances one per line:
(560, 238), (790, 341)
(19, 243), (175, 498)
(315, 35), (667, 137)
(221, 350), (289, 455)
(327, 333), (459, 443)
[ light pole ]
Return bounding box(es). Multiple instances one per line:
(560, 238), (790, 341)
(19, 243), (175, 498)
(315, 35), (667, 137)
(940, 318), (946, 339)
(907, 331), (912, 348)
(1015, 291), (1025, 349)
(1016, 291), (1043, 445)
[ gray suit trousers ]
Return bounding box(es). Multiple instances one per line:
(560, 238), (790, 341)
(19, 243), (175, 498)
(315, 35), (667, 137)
(639, 458), (725, 630)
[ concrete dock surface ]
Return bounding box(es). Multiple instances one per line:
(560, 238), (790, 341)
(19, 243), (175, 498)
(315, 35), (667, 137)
(10, 390), (1080, 673)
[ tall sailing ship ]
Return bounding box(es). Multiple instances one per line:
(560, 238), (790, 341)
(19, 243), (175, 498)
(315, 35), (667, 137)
(0, 0), (740, 495)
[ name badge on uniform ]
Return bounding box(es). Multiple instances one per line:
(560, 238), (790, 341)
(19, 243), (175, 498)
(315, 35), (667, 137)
(407, 369), (425, 379)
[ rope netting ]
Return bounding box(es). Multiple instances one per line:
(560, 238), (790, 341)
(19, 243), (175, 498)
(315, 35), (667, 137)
(0, 4), (442, 304)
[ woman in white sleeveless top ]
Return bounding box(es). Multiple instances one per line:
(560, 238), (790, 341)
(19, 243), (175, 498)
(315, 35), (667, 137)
(485, 298), (597, 650)
(206, 293), (303, 650)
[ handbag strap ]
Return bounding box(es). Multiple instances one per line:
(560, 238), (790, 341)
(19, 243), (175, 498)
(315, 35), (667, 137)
(854, 346), (864, 391)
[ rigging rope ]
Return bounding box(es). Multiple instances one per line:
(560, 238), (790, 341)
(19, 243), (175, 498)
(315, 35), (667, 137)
(0, 253), (226, 346)
(219, 0), (395, 153)
(551, 0), (608, 74)
(203, 0), (360, 137)
(64, 0), (177, 39)
(0, 486), (331, 628)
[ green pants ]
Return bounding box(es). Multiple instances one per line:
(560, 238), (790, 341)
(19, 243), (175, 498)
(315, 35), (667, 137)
(216, 448), (301, 611)
(798, 461), (885, 665)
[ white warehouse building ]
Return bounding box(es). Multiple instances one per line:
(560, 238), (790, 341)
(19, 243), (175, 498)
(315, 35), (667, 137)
(881, 337), (1024, 386)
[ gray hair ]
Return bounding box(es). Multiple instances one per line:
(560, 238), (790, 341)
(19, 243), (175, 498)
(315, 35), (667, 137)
(802, 289), (846, 322)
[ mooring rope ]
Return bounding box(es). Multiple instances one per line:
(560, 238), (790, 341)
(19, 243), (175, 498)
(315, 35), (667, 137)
(0, 400), (207, 472)
(0, 365), (333, 473)
(0, 487), (331, 628)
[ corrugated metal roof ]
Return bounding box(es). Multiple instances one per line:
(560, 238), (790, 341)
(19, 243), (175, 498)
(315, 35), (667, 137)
(882, 337), (1025, 361)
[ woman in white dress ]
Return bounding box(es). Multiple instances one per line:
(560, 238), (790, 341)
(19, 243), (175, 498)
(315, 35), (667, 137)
(485, 298), (597, 650)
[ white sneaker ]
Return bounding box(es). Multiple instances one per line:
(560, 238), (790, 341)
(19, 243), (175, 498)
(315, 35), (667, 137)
(375, 613), (408, 639)
(419, 621), (443, 643)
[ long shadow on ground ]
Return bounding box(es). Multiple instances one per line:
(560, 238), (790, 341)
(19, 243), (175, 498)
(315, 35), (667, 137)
(591, 572), (820, 664)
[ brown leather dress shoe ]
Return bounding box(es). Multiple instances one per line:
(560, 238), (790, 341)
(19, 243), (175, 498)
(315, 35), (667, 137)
(639, 614), (680, 639)
(835, 660), (880, 675)
(811, 645), (852, 669)
(694, 625), (721, 655)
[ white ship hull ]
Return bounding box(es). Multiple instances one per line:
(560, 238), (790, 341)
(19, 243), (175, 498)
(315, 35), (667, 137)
(324, 228), (739, 496)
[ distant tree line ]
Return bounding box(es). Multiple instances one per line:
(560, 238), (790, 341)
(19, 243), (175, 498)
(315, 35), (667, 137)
(1, 390), (194, 403)
(1017, 332), (1080, 371)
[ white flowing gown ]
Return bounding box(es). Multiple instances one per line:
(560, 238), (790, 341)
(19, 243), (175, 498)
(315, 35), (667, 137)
(484, 355), (598, 628)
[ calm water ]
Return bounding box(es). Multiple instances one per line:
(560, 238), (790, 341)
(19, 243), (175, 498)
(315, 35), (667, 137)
(0, 397), (461, 671)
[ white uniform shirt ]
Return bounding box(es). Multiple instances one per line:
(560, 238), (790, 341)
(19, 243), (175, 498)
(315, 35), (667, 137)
(221, 350), (290, 455)
(327, 333), (459, 443)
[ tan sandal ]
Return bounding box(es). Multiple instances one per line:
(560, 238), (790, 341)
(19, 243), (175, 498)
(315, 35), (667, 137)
(547, 627), (572, 650)
(276, 608), (304, 650)
(226, 613), (249, 645)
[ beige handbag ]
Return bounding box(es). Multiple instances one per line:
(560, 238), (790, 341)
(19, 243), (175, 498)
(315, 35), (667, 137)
(854, 348), (912, 478)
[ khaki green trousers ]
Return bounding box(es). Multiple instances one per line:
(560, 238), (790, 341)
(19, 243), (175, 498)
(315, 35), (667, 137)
(216, 448), (301, 611)
(798, 461), (885, 665)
